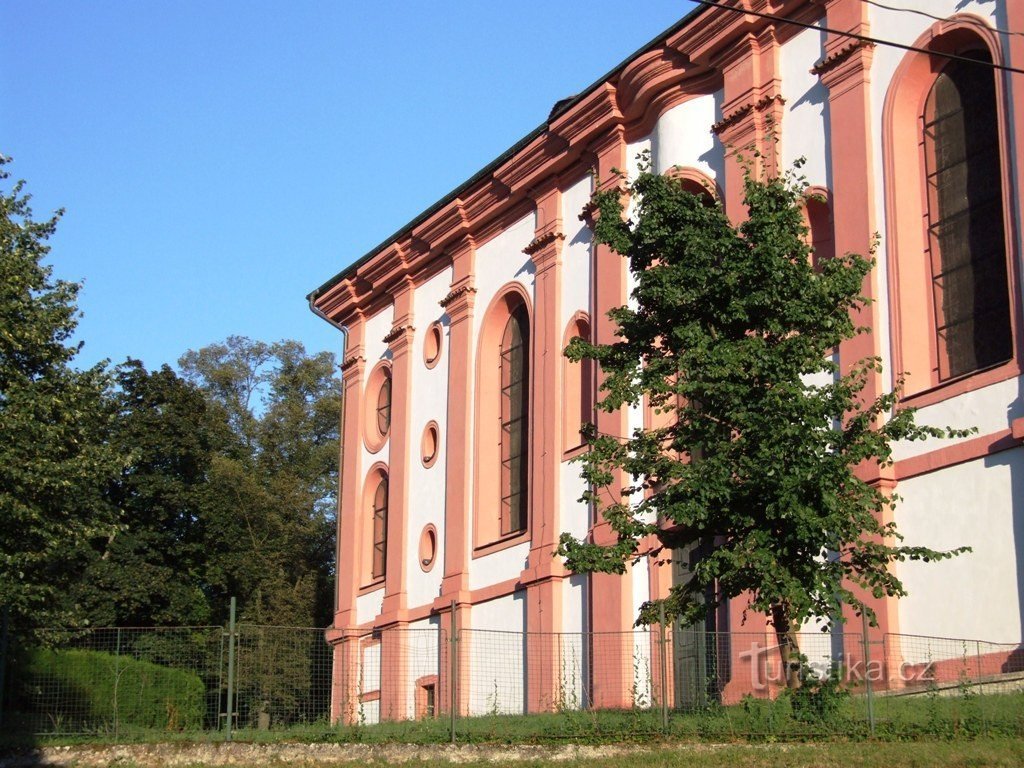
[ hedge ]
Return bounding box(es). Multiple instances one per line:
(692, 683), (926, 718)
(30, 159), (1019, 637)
(18, 647), (205, 731)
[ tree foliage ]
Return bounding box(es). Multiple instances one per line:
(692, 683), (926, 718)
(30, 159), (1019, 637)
(556, 158), (969, 679)
(0, 158), (124, 627)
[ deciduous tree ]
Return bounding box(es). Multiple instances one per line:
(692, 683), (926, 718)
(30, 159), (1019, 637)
(557, 158), (969, 686)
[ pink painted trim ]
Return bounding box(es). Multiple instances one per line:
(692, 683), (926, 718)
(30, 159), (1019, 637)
(894, 429), (1019, 481)
(471, 529), (531, 559)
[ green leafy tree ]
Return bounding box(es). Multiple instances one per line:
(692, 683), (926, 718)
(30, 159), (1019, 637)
(0, 158), (124, 628)
(557, 158), (969, 686)
(69, 360), (225, 627)
(180, 336), (339, 628)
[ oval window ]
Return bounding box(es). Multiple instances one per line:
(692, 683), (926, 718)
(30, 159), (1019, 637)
(376, 373), (392, 435)
(424, 323), (443, 369)
(419, 525), (437, 571)
(421, 421), (439, 467)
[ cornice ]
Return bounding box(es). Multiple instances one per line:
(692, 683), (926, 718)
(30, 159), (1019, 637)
(617, 47), (691, 125)
(711, 93), (784, 135)
(411, 200), (470, 255)
(495, 133), (572, 195)
(522, 230), (565, 256)
(549, 83), (622, 150)
(811, 39), (874, 77)
(341, 353), (366, 373)
(382, 323), (415, 346)
(439, 285), (478, 310)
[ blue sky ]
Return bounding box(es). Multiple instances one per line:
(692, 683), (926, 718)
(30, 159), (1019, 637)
(5, 1), (694, 371)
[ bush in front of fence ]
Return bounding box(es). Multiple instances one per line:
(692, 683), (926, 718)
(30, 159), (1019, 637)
(14, 647), (205, 733)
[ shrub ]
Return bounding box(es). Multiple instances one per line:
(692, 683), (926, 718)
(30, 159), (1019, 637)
(15, 648), (205, 732)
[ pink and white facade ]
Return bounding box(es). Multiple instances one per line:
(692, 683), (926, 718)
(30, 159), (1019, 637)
(310, 0), (1024, 723)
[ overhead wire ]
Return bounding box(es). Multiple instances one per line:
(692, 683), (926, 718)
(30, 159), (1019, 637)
(693, 0), (1024, 76)
(860, 0), (1024, 39)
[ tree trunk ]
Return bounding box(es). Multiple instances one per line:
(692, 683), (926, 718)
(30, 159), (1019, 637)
(771, 603), (803, 689)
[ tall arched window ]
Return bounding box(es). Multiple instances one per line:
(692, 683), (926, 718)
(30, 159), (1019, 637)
(884, 24), (1017, 400)
(563, 315), (592, 452)
(499, 304), (530, 536)
(371, 476), (388, 580)
(923, 50), (1011, 380)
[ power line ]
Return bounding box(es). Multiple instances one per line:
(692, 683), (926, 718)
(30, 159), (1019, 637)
(861, 0), (1023, 40)
(693, 0), (1024, 76)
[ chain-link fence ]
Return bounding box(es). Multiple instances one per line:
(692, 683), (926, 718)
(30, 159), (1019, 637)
(3, 612), (1023, 742)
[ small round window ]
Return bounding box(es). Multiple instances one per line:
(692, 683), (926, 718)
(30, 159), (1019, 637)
(418, 524), (437, 572)
(421, 421), (439, 467)
(424, 322), (444, 369)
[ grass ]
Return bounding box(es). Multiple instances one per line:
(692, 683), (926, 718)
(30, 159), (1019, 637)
(4, 689), (1023, 750)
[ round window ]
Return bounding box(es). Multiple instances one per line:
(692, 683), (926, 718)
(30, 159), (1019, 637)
(363, 362), (392, 453)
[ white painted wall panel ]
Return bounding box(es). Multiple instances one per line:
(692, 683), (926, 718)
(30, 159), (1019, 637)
(895, 447), (1023, 644)
(468, 542), (530, 591)
(891, 375), (1024, 462)
(652, 93), (724, 182)
(406, 267), (453, 610)
(780, 22), (830, 188)
(356, 588), (384, 626)
(559, 460), (590, 542)
(561, 174), (593, 330)
(400, 616), (442, 720)
(468, 592), (527, 715)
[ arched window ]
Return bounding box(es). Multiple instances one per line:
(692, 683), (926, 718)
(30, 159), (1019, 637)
(563, 315), (592, 452)
(474, 287), (532, 549)
(883, 24), (1016, 400)
(922, 51), (1011, 380)
(371, 476), (388, 580)
(499, 304), (530, 536)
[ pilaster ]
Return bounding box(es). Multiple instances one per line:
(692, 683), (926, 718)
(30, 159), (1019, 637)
(587, 126), (636, 709)
(522, 183), (566, 712)
(437, 236), (478, 607)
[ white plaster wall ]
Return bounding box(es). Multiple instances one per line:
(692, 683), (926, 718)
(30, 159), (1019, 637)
(559, 575), (590, 708)
(561, 174), (593, 330)
(401, 615), (442, 720)
(359, 699), (380, 726)
(559, 460), (590, 542)
(468, 591), (527, 715)
(779, 21), (830, 188)
(360, 639), (381, 724)
(867, 0), (1001, 389)
(630, 560), (653, 707)
(471, 213), (537, 341)
(895, 447), (1024, 644)
(468, 213), (537, 590)
(651, 93), (725, 183)
(356, 588), (384, 626)
(360, 305), (394, 475)
(891, 375), (1024, 461)
(625, 137), (652, 310)
(469, 542), (531, 591)
(405, 267), (453, 610)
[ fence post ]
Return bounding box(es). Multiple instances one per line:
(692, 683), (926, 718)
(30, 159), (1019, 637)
(862, 612), (875, 737)
(0, 606), (8, 729)
(658, 603), (669, 734)
(226, 596), (237, 741)
(449, 599), (457, 745)
(114, 627), (122, 740)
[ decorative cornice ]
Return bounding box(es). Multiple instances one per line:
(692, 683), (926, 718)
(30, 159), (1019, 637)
(341, 353), (366, 373)
(711, 102), (754, 135)
(549, 83), (622, 149)
(811, 39), (874, 77)
(382, 324), (415, 346)
(523, 230), (565, 256)
(711, 93), (785, 135)
(439, 285), (477, 310)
